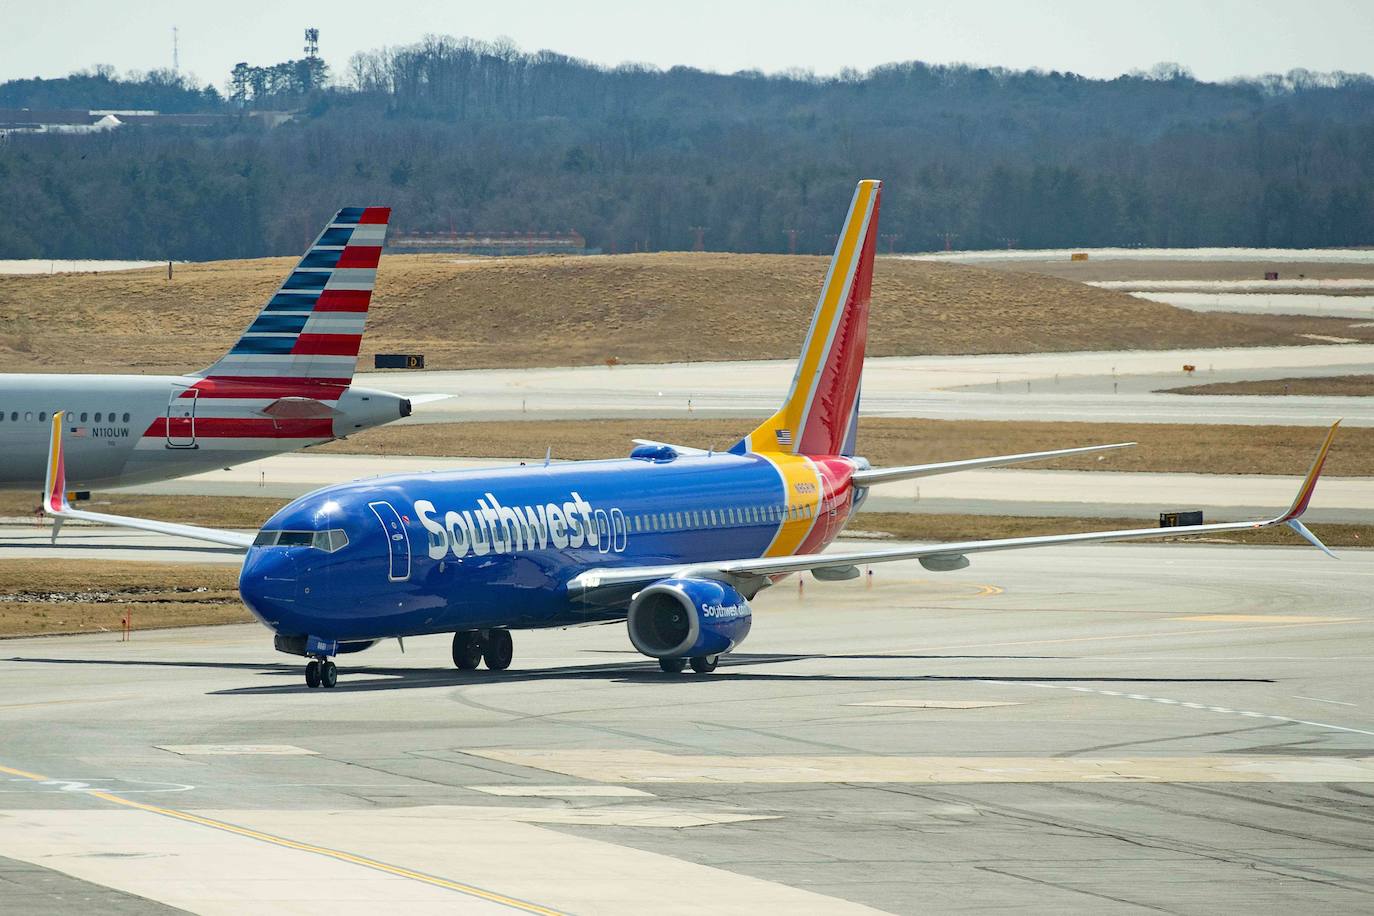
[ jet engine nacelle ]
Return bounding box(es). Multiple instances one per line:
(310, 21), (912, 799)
(627, 577), (752, 659)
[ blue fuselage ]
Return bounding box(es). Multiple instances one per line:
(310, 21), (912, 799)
(238, 451), (859, 644)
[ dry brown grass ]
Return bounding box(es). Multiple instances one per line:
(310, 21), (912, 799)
(1163, 375), (1374, 397)
(320, 417), (1374, 477)
(852, 512), (1374, 548)
(3, 253), (1373, 375)
(0, 560), (247, 637)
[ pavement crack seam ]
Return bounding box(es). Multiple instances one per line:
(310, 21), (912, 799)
(973, 865), (1178, 914)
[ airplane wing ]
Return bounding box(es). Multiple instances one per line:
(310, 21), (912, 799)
(850, 442), (1135, 487)
(43, 413), (255, 550)
(569, 421), (1339, 598)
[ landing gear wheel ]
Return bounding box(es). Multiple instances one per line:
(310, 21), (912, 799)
(659, 657), (686, 674)
(482, 629), (513, 671)
(305, 659), (321, 688)
(320, 660), (338, 688)
(690, 655), (719, 674)
(452, 630), (483, 669)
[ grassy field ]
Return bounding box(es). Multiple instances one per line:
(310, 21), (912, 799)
(2, 514), (1367, 639)
(0, 560), (248, 637)
(4, 252), (1374, 375)
(1163, 375), (1374, 397)
(321, 417), (1374, 477)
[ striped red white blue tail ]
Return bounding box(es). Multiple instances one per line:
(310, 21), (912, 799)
(198, 207), (391, 386)
(731, 180), (880, 458)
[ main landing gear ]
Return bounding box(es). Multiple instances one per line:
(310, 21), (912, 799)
(452, 629), (514, 672)
(304, 658), (337, 689)
(659, 655), (719, 674)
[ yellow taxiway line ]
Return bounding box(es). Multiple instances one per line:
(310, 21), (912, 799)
(0, 762), (564, 915)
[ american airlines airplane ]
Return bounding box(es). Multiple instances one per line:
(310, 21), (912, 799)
(3, 206), (410, 489)
(42, 180), (1339, 688)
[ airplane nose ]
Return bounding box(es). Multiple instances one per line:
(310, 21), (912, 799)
(238, 548), (299, 628)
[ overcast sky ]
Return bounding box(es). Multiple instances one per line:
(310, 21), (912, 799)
(5, 0), (1371, 88)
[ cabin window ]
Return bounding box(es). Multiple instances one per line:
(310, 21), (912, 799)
(94, 412), (101, 422)
(79, 412), (87, 422)
(709, 510), (717, 526)
(11, 412), (18, 421)
(123, 412), (130, 422)
(38, 411), (46, 422)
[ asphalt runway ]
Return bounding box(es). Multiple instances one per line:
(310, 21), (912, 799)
(2, 543), (1372, 913)
(365, 344), (1374, 426)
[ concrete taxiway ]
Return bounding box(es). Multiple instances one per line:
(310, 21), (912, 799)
(1, 542), (1372, 913)
(366, 344), (1374, 427)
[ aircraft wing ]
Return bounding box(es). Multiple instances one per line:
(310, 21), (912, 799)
(850, 441), (1135, 487)
(569, 421), (1338, 597)
(43, 413), (255, 550)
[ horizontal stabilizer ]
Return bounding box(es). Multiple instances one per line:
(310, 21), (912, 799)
(406, 393), (454, 406)
(850, 441), (1136, 487)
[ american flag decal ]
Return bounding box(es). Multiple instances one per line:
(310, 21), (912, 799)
(69, 426), (87, 438)
(774, 428), (793, 446)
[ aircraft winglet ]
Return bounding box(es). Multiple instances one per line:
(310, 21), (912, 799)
(1279, 419), (1340, 523)
(41, 410), (254, 550)
(44, 411), (69, 515)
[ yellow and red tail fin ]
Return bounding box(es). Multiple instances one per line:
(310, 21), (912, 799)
(731, 179), (881, 458)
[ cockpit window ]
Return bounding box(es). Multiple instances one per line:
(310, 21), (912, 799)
(253, 529), (349, 552)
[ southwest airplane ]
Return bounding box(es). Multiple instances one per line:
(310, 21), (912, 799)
(42, 180), (1340, 689)
(1, 207), (411, 489)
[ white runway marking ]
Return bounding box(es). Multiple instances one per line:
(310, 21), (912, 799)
(1001, 682), (1374, 737)
(1291, 695), (1359, 707)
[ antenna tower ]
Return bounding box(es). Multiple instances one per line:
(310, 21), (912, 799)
(172, 26), (179, 74)
(304, 28), (320, 59)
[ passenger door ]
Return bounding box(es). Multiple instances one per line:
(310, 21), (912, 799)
(368, 501), (411, 582)
(166, 385), (198, 449)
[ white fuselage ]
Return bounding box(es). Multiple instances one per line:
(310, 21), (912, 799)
(0, 374), (408, 489)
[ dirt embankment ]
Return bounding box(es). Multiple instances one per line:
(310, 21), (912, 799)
(4, 253), (1374, 375)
